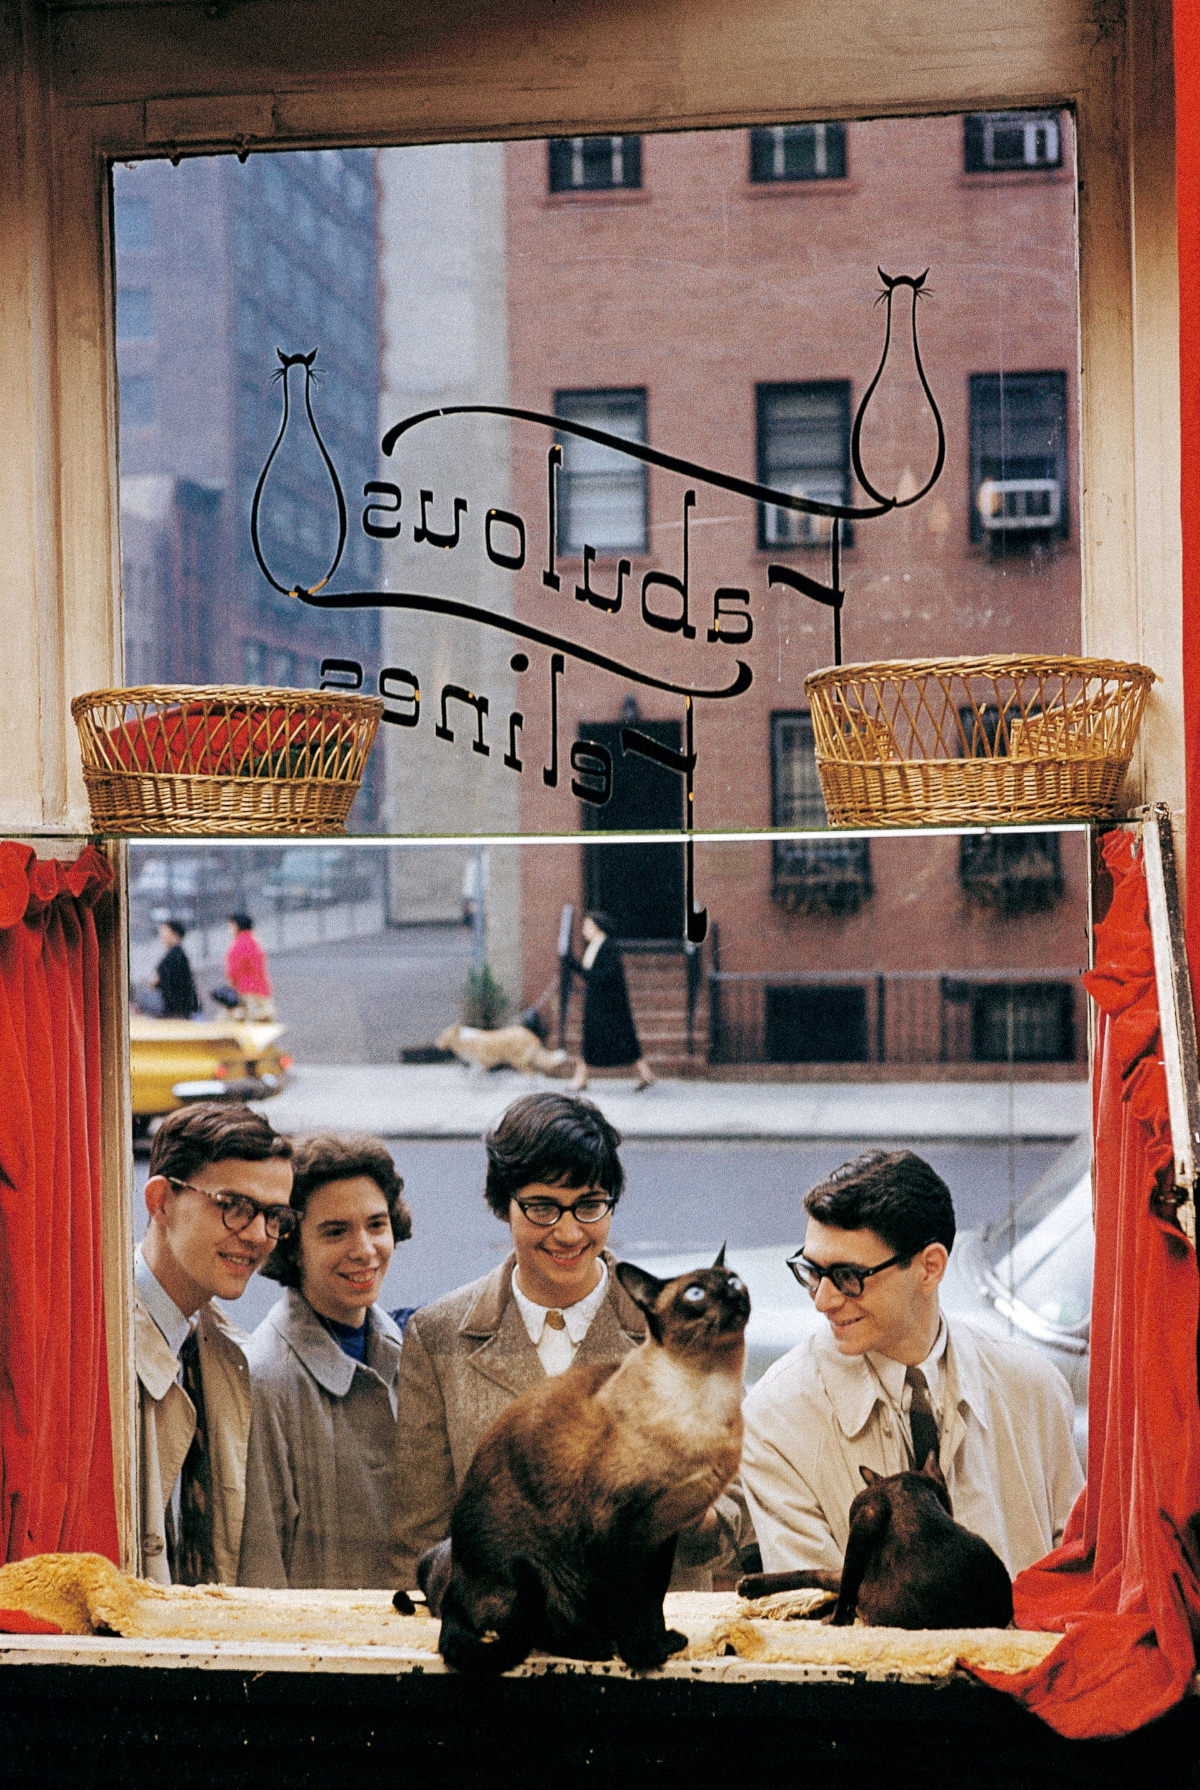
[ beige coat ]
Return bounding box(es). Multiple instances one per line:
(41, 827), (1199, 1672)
(390, 1251), (745, 1588)
(134, 1290), (252, 1584)
(237, 1289), (403, 1589)
(741, 1317), (1083, 1580)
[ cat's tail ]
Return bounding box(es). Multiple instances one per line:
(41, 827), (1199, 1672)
(437, 1557), (543, 1675)
(736, 1568), (842, 1599)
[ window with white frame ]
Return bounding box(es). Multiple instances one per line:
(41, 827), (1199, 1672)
(771, 712), (871, 910)
(757, 382), (851, 549)
(555, 388), (649, 554)
(969, 371), (1069, 544)
(548, 135), (642, 193)
(749, 123), (847, 182)
(964, 111), (1062, 173)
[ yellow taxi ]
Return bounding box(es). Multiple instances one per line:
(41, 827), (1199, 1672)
(130, 1014), (291, 1136)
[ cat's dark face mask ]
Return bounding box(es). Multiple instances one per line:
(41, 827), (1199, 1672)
(617, 1251), (751, 1349)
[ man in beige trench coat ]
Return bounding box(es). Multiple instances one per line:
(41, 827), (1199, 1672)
(135, 1102), (294, 1584)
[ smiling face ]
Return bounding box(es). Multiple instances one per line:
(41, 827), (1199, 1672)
(802, 1217), (946, 1365)
(298, 1175), (396, 1328)
(143, 1154), (294, 1317)
(508, 1180), (613, 1308)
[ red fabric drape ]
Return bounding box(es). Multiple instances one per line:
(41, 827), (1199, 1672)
(0, 841), (118, 1563)
(975, 832), (1200, 1737)
(1177, 1), (1200, 1005)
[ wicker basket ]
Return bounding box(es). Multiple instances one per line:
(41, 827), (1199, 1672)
(71, 686), (384, 835)
(805, 655), (1156, 828)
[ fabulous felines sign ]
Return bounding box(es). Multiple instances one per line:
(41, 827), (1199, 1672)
(250, 272), (944, 938)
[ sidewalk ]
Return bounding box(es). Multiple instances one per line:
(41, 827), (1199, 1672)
(260, 1062), (1090, 1142)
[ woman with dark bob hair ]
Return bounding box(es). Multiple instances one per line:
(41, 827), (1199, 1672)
(237, 1133), (412, 1589)
(390, 1092), (742, 1590)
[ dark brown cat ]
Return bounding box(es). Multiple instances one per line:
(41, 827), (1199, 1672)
(738, 1456), (1014, 1629)
(411, 1250), (749, 1673)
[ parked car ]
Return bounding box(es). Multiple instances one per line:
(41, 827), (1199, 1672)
(130, 1013), (291, 1140)
(636, 1134), (1092, 1459)
(261, 845), (373, 908)
(131, 851), (240, 929)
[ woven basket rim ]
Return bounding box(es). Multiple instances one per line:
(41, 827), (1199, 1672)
(71, 684), (384, 718)
(805, 654), (1158, 687)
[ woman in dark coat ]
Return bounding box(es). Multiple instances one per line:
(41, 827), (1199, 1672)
(567, 911), (655, 1091)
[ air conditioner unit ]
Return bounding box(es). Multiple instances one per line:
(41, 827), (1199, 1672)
(765, 503), (836, 547)
(977, 478), (1062, 532)
(981, 114), (1060, 170)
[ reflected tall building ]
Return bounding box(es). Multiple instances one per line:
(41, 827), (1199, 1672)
(113, 149), (381, 822)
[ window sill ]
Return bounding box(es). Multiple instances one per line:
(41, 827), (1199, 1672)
(957, 168), (1071, 188)
(544, 187), (651, 207)
(743, 180), (858, 199)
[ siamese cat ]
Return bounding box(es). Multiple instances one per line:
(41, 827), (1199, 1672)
(408, 1250), (750, 1674)
(738, 1455), (1014, 1629)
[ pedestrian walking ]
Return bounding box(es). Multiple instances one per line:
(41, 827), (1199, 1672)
(223, 912), (276, 1020)
(565, 911), (655, 1091)
(146, 918), (200, 1018)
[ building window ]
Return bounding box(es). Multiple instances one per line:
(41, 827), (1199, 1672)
(757, 382), (851, 549)
(750, 123), (847, 183)
(120, 375), (156, 427)
(964, 111), (1063, 174)
(968, 371), (1068, 545)
(555, 388), (648, 554)
(548, 136), (642, 193)
(114, 195), (150, 252)
(943, 980), (1076, 1063)
(771, 712), (871, 915)
(116, 289), (154, 340)
(959, 832), (1064, 916)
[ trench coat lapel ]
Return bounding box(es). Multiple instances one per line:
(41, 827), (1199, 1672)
(457, 1249), (645, 1397)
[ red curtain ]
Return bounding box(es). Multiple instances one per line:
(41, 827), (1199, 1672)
(0, 842), (118, 1563)
(1178, 0), (1200, 1005)
(975, 832), (1200, 1737)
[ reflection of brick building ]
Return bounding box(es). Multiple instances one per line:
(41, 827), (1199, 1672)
(504, 115), (1087, 1073)
(113, 151), (381, 820)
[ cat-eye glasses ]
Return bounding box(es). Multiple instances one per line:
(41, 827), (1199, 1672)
(786, 1247), (926, 1300)
(513, 1193), (617, 1228)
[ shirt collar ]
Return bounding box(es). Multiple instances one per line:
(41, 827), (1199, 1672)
(511, 1259), (609, 1346)
(134, 1244), (192, 1358)
(866, 1315), (948, 1410)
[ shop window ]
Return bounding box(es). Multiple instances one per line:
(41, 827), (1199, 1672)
(749, 123), (847, 183)
(968, 371), (1069, 545)
(120, 375), (156, 427)
(555, 388), (648, 553)
(548, 135), (643, 193)
(765, 984), (869, 1062)
(964, 111), (1062, 173)
(943, 979), (1076, 1062)
(959, 831), (1064, 916)
(116, 289), (153, 340)
(771, 713), (871, 914)
(114, 194), (150, 252)
(757, 382), (852, 549)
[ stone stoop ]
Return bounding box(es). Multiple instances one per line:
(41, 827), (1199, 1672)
(562, 949), (709, 1075)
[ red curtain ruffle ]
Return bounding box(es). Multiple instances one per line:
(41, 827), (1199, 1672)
(974, 831), (1200, 1737)
(0, 842), (119, 1563)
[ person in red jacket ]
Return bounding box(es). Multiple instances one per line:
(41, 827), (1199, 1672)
(224, 912), (276, 1020)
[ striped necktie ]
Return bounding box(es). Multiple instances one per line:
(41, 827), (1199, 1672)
(905, 1364), (940, 1471)
(177, 1327), (216, 1585)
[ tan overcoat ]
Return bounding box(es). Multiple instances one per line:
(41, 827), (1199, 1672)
(134, 1290), (252, 1585)
(390, 1250), (745, 1588)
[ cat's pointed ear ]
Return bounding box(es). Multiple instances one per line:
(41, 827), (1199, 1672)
(859, 1465), (881, 1487)
(615, 1260), (668, 1313)
(712, 1243), (727, 1269)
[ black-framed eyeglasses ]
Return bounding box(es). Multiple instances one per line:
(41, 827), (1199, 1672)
(786, 1247), (921, 1300)
(512, 1192), (617, 1228)
(167, 1177), (299, 1241)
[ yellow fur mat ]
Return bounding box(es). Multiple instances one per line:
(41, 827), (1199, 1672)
(0, 1555), (1060, 1676)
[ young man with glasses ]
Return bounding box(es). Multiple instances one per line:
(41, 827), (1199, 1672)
(741, 1149), (1082, 1581)
(136, 1101), (294, 1585)
(390, 1091), (742, 1589)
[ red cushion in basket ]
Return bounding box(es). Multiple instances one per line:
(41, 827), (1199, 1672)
(102, 704), (351, 776)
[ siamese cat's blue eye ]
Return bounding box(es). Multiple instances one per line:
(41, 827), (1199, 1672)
(681, 1285), (706, 1306)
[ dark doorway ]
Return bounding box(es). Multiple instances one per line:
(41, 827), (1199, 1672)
(580, 720), (684, 943)
(765, 984), (869, 1062)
